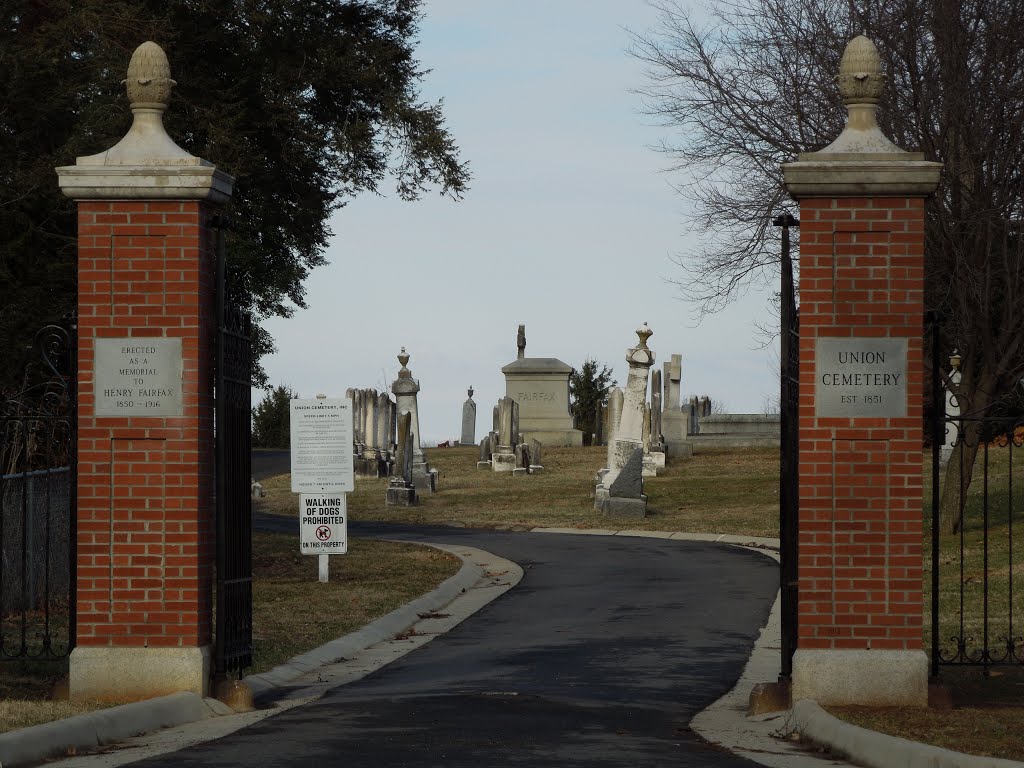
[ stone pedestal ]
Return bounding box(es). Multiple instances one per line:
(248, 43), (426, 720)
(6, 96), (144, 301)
(56, 42), (234, 701)
(492, 449), (516, 473)
(385, 479), (417, 506)
(782, 35), (941, 707)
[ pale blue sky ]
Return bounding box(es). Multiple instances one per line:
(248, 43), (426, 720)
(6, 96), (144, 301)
(256, 0), (779, 442)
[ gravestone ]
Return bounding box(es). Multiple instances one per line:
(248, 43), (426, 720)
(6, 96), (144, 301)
(492, 397), (518, 473)
(391, 347), (437, 492)
(385, 412), (417, 506)
(660, 354), (690, 457)
(596, 386), (624, 493)
(461, 386), (477, 446)
(529, 438), (544, 473)
(477, 436), (491, 469)
(595, 327), (654, 513)
(598, 447), (647, 518)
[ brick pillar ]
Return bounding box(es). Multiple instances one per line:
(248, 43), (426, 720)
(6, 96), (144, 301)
(782, 36), (941, 706)
(56, 42), (233, 701)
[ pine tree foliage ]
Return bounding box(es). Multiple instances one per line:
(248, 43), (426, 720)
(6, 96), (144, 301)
(569, 358), (617, 443)
(252, 384), (297, 448)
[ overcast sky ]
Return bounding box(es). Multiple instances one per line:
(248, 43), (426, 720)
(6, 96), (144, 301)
(255, 0), (780, 443)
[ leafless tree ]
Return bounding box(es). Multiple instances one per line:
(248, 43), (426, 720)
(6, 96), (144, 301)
(634, 0), (1024, 532)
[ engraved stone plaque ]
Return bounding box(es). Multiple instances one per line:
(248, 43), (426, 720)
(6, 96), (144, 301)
(94, 338), (183, 417)
(815, 337), (908, 418)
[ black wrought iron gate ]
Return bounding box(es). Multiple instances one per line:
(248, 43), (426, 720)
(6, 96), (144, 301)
(928, 314), (1024, 673)
(0, 317), (77, 660)
(213, 219), (254, 677)
(776, 213), (800, 679)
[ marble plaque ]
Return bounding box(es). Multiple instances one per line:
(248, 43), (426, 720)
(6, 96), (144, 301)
(94, 338), (183, 417)
(815, 337), (908, 418)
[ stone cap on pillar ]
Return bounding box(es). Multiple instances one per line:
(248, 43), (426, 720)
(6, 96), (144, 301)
(56, 41), (234, 203)
(783, 35), (941, 198)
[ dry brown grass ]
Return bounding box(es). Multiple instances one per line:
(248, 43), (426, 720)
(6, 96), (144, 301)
(0, 659), (122, 734)
(257, 444), (781, 536)
(828, 700), (1024, 762)
(251, 533), (460, 673)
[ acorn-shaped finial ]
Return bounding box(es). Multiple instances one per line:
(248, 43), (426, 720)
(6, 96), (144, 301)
(837, 35), (885, 105)
(124, 41), (177, 110)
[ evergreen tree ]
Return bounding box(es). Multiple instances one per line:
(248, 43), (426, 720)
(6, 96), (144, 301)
(252, 385), (297, 448)
(569, 359), (616, 445)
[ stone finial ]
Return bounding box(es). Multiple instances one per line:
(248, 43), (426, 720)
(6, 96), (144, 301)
(804, 35), (903, 157)
(398, 347), (411, 375)
(626, 323), (655, 368)
(468, 386), (474, 398)
(517, 324), (526, 360)
(837, 35), (885, 106)
(949, 350), (962, 370)
(635, 323), (654, 349)
(781, 35), (943, 196)
(124, 41), (177, 110)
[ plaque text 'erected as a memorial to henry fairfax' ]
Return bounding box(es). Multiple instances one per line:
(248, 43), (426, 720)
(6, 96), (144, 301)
(94, 337), (183, 417)
(815, 337), (908, 418)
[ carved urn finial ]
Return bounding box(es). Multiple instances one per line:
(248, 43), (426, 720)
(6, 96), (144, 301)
(468, 386), (474, 398)
(124, 42), (177, 111)
(398, 346), (411, 374)
(837, 35), (885, 106)
(636, 322), (654, 349)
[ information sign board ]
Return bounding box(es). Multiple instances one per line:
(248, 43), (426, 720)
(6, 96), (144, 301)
(299, 494), (348, 555)
(290, 398), (354, 493)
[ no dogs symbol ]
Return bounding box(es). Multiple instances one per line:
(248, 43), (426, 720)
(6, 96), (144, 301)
(316, 526), (332, 541)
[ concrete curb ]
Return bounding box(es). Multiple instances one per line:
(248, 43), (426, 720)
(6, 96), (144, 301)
(244, 543), (487, 699)
(0, 692), (233, 767)
(529, 527), (781, 551)
(791, 700), (1024, 768)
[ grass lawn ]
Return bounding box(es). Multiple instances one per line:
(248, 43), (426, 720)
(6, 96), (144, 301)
(257, 444), (781, 537)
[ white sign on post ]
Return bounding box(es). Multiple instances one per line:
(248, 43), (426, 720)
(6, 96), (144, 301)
(299, 494), (348, 555)
(290, 396), (354, 582)
(290, 398), (354, 493)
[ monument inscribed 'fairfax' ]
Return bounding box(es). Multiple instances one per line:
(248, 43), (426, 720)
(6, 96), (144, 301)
(501, 325), (582, 447)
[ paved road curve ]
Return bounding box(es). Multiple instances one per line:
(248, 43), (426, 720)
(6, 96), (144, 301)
(135, 518), (778, 767)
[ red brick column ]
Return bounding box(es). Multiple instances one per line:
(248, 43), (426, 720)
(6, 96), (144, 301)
(783, 37), (940, 706)
(57, 43), (233, 700)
